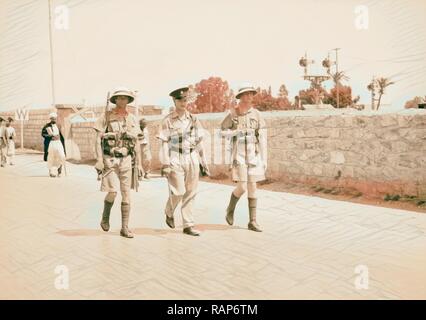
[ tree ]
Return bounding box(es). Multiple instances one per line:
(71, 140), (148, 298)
(404, 96), (426, 109)
(253, 88), (275, 111)
(188, 77), (233, 113)
(324, 85), (353, 108)
(253, 87), (293, 111)
(330, 71), (350, 108)
(330, 71), (349, 86)
(278, 84), (288, 98)
(375, 77), (395, 110)
(188, 78), (295, 113)
(298, 87), (328, 105)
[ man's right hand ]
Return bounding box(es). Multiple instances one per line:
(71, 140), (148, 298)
(95, 159), (104, 172)
(161, 165), (171, 177)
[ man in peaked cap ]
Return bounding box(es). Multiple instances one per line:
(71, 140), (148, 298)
(93, 87), (142, 239)
(157, 86), (210, 236)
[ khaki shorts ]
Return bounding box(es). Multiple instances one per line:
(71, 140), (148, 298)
(101, 155), (132, 192)
(232, 163), (265, 182)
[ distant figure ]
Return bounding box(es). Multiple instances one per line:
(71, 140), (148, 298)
(0, 117), (7, 167)
(5, 117), (16, 165)
(42, 113), (65, 162)
(137, 118), (152, 180)
(42, 113), (66, 177)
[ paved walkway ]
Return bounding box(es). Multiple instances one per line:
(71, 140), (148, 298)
(0, 154), (425, 299)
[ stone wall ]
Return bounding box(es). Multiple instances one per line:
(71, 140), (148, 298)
(67, 108), (426, 197)
(2, 107), (425, 197)
(0, 105), (163, 152)
(261, 110), (426, 197)
(0, 108), (54, 150)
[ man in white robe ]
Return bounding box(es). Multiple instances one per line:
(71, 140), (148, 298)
(46, 113), (66, 177)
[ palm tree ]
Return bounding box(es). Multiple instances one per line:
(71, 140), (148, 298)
(331, 71), (349, 108)
(331, 71), (349, 86)
(375, 77), (395, 110)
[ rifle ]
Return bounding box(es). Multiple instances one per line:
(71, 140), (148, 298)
(131, 152), (139, 192)
(105, 91), (111, 130)
(131, 140), (140, 192)
(96, 92), (110, 180)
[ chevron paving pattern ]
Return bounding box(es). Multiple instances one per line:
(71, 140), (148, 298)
(0, 154), (425, 299)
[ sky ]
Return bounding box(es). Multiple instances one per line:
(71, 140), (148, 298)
(0, 0), (425, 111)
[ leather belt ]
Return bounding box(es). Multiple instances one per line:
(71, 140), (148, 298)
(171, 147), (195, 154)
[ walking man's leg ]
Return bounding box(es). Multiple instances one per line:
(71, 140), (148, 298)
(164, 167), (184, 229)
(120, 190), (133, 238)
(100, 192), (116, 232)
(181, 161), (200, 236)
(247, 182), (262, 232)
(226, 181), (246, 225)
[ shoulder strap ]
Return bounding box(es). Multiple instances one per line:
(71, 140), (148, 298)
(187, 113), (196, 133)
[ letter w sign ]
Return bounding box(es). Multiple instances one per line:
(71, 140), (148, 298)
(15, 108), (29, 121)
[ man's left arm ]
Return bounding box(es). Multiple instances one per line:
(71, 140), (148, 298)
(258, 114), (267, 171)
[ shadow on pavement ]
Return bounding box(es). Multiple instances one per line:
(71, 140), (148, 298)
(196, 224), (243, 231)
(56, 224), (242, 237)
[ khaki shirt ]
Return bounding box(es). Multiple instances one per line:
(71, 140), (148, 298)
(221, 107), (266, 166)
(157, 110), (204, 165)
(94, 109), (141, 137)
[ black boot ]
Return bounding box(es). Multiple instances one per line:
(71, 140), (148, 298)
(120, 203), (134, 238)
(100, 200), (113, 232)
(248, 198), (262, 232)
(226, 192), (240, 225)
(183, 227), (201, 236)
(166, 214), (175, 229)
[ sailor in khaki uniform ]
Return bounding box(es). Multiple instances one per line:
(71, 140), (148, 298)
(94, 87), (142, 238)
(158, 86), (209, 237)
(221, 84), (267, 232)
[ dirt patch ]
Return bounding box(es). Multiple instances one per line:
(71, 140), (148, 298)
(200, 176), (426, 214)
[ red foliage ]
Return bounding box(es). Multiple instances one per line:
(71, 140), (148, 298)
(298, 87), (328, 105)
(187, 77), (234, 114)
(299, 85), (354, 108)
(325, 85), (353, 108)
(253, 88), (293, 111)
(187, 78), (294, 113)
(404, 96), (425, 109)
